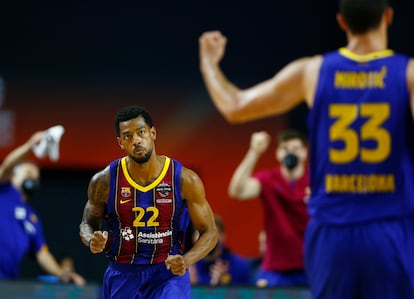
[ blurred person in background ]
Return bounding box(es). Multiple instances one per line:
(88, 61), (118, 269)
(229, 129), (309, 287)
(0, 130), (85, 285)
(190, 214), (252, 286)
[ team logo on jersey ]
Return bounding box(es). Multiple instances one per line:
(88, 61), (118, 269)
(121, 227), (134, 241)
(120, 198), (133, 204)
(156, 182), (172, 197)
(121, 187), (131, 197)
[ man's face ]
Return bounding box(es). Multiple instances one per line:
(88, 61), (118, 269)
(11, 162), (40, 193)
(117, 116), (156, 164)
(276, 138), (307, 165)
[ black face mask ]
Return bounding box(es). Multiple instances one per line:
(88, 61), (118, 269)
(282, 153), (299, 170)
(22, 179), (39, 197)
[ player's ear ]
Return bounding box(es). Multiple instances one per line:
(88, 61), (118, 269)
(117, 137), (124, 150)
(150, 126), (156, 141)
(385, 7), (393, 26)
(336, 13), (348, 32)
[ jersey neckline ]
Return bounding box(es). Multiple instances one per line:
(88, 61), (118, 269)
(121, 156), (171, 192)
(339, 47), (394, 62)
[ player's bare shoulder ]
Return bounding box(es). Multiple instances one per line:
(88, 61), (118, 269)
(180, 166), (202, 188)
(407, 58), (414, 92)
(88, 166), (110, 205)
(408, 58), (414, 118)
(180, 166), (206, 202)
(303, 54), (323, 108)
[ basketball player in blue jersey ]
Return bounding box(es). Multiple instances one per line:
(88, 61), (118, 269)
(199, 0), (414, 298)
(79, 106), (218, 299)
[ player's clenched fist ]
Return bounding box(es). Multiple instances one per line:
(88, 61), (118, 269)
(89, 231), (108, 254)
(199, 31), (228, 67)
(165, 254), (187, 276)
(250, 131), (271, 155)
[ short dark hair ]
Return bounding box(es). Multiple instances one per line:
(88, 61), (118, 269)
(114, 106), (154, 136)
(339, 0), (389, 34)
(277, 129), (307, 146)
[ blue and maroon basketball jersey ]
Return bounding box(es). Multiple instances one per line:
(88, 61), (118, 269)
(104, 156), (190, 264)
(308, 48), (414, 224)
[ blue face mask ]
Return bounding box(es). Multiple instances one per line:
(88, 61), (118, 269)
(22, 179), (39, 197)
(282, 153), (299, 170)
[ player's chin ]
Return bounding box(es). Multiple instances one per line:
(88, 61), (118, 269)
(131, 152), (150, 164)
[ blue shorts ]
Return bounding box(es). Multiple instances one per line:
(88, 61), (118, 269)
(305, 216), (414, 299)
(256, 269), (308, 287)
(103, 262), (190, 299)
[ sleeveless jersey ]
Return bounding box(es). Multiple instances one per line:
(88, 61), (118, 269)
(104, 156), (190, 264)
(308, 48), (414, 224)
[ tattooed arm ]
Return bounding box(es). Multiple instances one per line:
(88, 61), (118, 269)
(79, 166), (110, 254)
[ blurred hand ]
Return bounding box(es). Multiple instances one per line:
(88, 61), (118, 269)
(59, 257), (87, 287)
(89, 231), (108, 254)
(60, 271), (86, 287)
(199, 31), (228, 67)
(29, 131), (47, 147)
(209, 259), (230, 286)
(69, 271), (86, 286)
(165, 254), (187, 276)
(250, 131), (271, 155)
